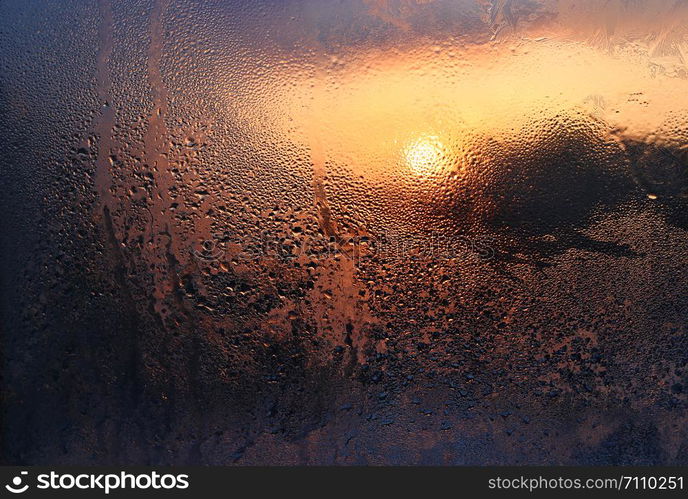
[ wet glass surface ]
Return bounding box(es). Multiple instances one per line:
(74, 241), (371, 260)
(2, 0), (688, 464)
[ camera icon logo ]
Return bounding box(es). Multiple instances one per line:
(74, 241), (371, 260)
(5, 471), (29, 494)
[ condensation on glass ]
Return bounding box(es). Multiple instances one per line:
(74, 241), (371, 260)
(1, 0), (688, 464)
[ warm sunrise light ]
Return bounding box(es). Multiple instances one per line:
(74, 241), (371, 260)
(257, 38), (688, 190)
(404, 136), (445, 176)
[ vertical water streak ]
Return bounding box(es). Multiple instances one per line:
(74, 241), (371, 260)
(94, 0), (115, 209)
(308, 62), (338, 240)
(144, 0), (174, 240)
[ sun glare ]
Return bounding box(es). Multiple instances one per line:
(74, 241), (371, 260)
(404, 136), (445, 176)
